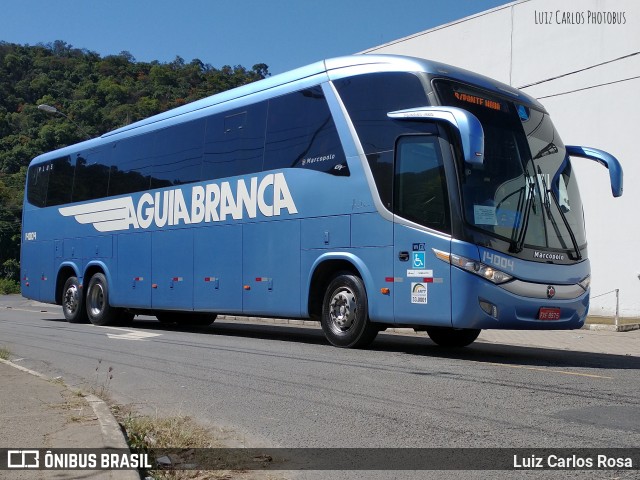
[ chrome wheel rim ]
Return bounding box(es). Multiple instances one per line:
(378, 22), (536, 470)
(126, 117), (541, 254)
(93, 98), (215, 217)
(88, 283), (105, 317)
(328, 287), (357, 332)
(63, 285), (79, 316)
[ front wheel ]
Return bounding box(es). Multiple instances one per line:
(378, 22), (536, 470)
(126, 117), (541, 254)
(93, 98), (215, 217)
(86, 273), (118, 326)
(426, 327), (480, 348)
(62, 276), (87, 323)
(321, 273), (378, 348)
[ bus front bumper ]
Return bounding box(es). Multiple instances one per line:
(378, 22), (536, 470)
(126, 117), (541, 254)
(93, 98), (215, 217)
(451, 269), (589, 330)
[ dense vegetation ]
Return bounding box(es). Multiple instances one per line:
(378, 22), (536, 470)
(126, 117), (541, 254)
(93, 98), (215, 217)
(0, 40), (270, 291)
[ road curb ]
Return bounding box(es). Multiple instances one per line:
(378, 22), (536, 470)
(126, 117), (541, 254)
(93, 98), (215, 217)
(0, 358), (139, 480)
(584, 323), (640, 332)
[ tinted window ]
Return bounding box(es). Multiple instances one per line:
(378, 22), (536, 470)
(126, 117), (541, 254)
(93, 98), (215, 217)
(264, 87), (347, 175)
(72, 148), (110, 202)
(46, 156), (75, 206)
(151, 119), (205, 188)
(109, 134), (155, 195)
(335, 72), (429, 154)
(394, 136), (450, 233)
(202, 102), (267, 180)
(27, 162), (51, 207)
(335, 72), (430, 207)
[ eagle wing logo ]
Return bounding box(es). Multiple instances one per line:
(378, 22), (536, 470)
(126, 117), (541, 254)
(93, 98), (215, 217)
(59, 197), (135, 233)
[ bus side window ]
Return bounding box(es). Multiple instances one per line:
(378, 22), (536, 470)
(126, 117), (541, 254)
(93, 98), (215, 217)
(109, 134), (155, 196)
(335, 72), (431, 208)
(263, 87), (346, 175)
(202, 102), (267, 180)
(46, 156), (75, 207)
(72, 148), (110, 202)
(27, 162), (51, 208)
(151, 119), (205, 188)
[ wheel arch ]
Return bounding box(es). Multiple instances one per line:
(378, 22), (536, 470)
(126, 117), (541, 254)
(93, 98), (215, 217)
(84, 261), (114, 303)
(55, 262), (81, 305)
(305, 252), (375, 320)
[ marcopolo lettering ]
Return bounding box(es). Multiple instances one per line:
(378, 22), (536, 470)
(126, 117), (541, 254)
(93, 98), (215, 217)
(59, 173), (298, 233)
(533, 251), (565, 261)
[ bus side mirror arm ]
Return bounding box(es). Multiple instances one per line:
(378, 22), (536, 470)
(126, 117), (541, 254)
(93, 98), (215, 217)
(566, 145), (624, 197)
(388, 107), (484, 165)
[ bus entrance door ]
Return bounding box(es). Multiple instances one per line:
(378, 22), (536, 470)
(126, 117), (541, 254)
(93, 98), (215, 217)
(392, 135), (452, 327)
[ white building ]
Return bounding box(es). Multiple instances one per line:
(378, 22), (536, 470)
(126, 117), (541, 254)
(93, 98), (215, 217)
(363, 0), (640, 320)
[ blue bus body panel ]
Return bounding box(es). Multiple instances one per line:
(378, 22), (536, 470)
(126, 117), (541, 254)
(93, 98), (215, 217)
(242, 220), (301, 317)
(193, 224), (243, 313)
(152, 229), (194, 310)
(115, 233), (151, 308)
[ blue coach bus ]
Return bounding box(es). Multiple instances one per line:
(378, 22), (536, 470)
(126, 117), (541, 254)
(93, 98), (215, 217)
(21, 55), (623, 348)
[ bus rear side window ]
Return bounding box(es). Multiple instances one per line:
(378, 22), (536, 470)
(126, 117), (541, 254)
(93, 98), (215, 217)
(28, 155), (87, 207)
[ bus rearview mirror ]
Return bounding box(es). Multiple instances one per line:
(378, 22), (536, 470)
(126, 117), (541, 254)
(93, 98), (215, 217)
(387, 106), (484, 165)
(566, 145), (624, 197)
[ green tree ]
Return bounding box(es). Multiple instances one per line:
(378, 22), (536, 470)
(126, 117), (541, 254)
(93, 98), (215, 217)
(0, 40), (270, 282)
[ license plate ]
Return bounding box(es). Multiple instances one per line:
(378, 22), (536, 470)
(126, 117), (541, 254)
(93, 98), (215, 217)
(538, 307), (561, 320)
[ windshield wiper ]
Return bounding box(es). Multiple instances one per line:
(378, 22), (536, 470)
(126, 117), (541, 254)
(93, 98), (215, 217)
(536, 166), (582, 260)
(532, 142), (558, 160)
(509, 177), (536, 254)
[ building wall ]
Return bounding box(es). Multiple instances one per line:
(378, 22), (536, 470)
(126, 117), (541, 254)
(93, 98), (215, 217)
(363, 0), (640, 318)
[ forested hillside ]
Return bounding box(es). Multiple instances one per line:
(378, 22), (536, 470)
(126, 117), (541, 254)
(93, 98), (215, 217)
(0, 40), (270, 291)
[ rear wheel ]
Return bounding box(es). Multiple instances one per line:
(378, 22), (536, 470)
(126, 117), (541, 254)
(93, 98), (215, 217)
(426, 327), (480, 347)
(321, 273), (378, 348)
(62, 276), (87, 323)
(86, 273), (118, 326)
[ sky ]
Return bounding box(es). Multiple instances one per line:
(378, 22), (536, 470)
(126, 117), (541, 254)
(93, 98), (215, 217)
(1, 0), (511, 74)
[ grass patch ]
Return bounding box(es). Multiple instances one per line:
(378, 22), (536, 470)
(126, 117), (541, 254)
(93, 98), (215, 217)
(0, 345), (11, 360)
(111, 406), (280, 479)
(0, 278), (20, 294)
(88, 360), (115, 401)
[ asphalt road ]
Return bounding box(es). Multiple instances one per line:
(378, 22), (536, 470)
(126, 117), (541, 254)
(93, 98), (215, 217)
(1, 295), (639, 478)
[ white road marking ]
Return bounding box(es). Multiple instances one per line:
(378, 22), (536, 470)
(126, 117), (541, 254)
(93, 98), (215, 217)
(94, 326), (162, 341)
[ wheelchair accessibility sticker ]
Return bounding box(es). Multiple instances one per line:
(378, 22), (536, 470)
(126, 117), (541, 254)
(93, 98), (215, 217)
(412, 252), (425, 269)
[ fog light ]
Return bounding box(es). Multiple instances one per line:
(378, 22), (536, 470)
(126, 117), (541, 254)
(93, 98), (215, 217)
(479, 300), (498, 318)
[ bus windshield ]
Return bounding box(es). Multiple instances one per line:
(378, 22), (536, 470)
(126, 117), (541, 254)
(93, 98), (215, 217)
(434, 80), (586, 261)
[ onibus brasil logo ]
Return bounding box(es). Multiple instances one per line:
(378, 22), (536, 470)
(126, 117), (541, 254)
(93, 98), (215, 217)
(59, 173), (298, 232)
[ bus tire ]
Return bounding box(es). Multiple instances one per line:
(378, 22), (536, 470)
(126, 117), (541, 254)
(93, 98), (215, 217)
(426, 327), (480, 347)
(86, 273), (118, 326)
(61, 276), (88, 323)
(321, 273), (378, 348)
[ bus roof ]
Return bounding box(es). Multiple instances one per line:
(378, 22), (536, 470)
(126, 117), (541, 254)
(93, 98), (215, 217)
(30, 54), (544, 164)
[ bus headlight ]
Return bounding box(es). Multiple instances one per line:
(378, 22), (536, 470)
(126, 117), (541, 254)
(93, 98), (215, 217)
(450, 253), (513, 285)
(578, 275), (591, 291)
